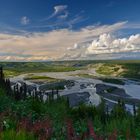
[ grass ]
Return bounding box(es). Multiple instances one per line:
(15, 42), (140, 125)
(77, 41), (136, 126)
(96, 64), (122, 76)
(4, 70), (20, 78)
(77, 74), (98, 79)
(0, 130), (35, 140)
(0, 62), (83, 77)
(24, 75), (60, 83)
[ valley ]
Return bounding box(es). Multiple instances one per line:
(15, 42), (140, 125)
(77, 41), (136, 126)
(5, 60), (140, 114)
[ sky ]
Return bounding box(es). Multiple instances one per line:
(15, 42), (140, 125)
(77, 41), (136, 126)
(0, 0), (140, 61)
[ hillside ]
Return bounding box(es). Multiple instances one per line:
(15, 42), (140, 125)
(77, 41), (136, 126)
(0, 66), (140, 139)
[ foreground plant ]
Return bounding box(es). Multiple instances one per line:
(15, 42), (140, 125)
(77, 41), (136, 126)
(0, 130), (35, 140)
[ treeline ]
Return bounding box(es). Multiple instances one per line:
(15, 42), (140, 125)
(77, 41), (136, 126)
(0, 67), (11, 96)
(0, 66), (61, 102)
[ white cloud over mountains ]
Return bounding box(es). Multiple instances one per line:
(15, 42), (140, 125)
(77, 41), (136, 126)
(0, 21), (140, 61)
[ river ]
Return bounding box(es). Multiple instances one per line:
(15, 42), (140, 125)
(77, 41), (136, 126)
(10, 69), (140, 113)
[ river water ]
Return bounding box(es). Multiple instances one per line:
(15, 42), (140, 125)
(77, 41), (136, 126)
(10, 69), (140, 112)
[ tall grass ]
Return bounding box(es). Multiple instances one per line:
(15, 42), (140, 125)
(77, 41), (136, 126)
(0, 130), (35, 140)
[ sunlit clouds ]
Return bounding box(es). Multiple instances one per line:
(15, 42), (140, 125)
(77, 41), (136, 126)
(0, 21), (128, 61)
(0, 21), (140, 61)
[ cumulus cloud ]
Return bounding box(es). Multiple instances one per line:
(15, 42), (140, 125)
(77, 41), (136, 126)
(0, 21), (132, 61)
(86, 34), (140, 55)
(21, 16), (30, 25)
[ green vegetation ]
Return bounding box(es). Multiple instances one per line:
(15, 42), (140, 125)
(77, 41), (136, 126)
(0, 87), (69, 139)
(77, 74), (98, 79)
(1, 87), (140, 139)
(0, 130), (35, 140)
(24, 75), (60, 83)
(94, 60), (140, 80)
(78, 74), (125, 85)
(120, 63), (140, 79)
(39, 80), (74, 90)
(96, 63), (122, 76)
(4, 70), (20, 77)
(1, 60), (140, 80)
(101, 78), (125, 85)
(0, 62), (83, 77)
(1, 61), (140, 139)
(0, 64), (140, 139)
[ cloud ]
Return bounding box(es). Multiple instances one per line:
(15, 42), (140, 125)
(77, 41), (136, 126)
(67, 43), (79, 50)
(21, 16), (30, 25)
(57, 11), (69, 19)
(28, 13), (86, 30)
(86, 34), (140, 55)
(54, 5), (67, 15)
(0, 21), (130, 61)
(25, 10), (87, 30)
(44, 5), (68, 21)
